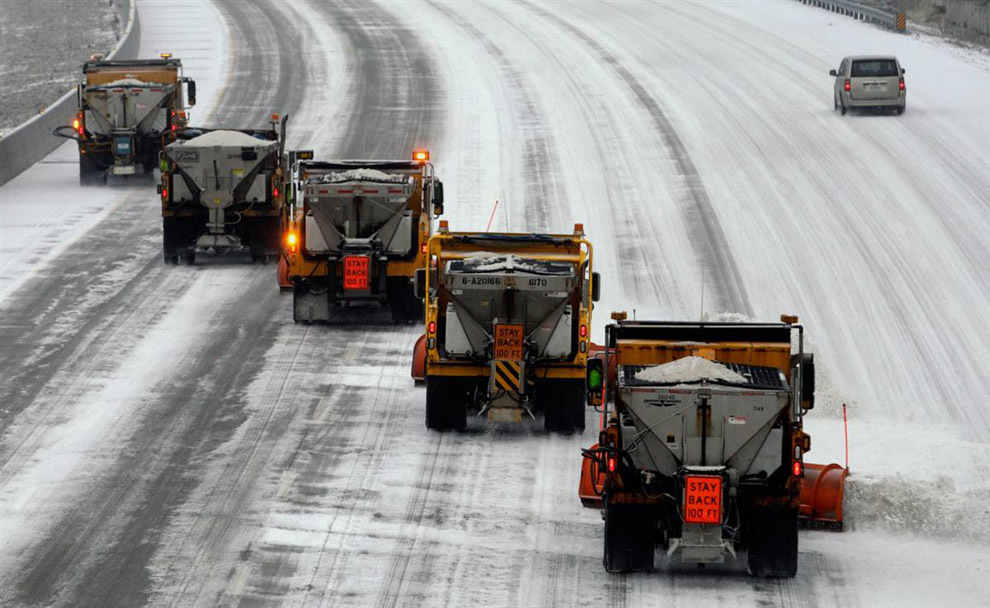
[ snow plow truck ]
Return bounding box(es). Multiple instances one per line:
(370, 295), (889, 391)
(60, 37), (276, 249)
(416, 222), (600, 432)
(158, 115), (288, 264)
(56, 54), (195, 184)
(579, 315), (824, 577)
(281, 150), (443, 323)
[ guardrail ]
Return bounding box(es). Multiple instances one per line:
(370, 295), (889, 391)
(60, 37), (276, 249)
(0, 0), (140, 187)
(799, 0), (907, 32)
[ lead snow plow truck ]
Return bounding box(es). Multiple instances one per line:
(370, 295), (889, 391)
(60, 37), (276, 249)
(158, 115), (288, 264)
(282, 150), (443, 323)
(417, 222), (600, 432)
(56, 54), (195, 184)
(579, 315), (828, 577)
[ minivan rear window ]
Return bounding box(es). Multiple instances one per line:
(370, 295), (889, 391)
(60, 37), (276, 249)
(851, 60), (899, 77)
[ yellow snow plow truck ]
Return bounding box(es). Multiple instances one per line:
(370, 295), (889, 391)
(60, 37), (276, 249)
(282, 150), (443, 323)
(56, 54), (195, 185)
(417, 222), (600, 432)
(579, 315), (818, 577)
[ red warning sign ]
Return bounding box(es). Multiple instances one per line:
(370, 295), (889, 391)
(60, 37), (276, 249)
(684, 475), (722, 524)
(343, 256), (370, 290)
(493, 323), (524, 360)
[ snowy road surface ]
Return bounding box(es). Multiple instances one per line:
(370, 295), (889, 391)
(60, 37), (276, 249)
(2, 0), (989, 606)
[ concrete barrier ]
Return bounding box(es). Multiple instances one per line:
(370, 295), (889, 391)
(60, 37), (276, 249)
(0, 0), (140, 186)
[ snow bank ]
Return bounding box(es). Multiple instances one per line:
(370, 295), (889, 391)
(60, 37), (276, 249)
(311, 168), (410, 184)
(179, 130), (274, 148)
(635, 356), (747, 384)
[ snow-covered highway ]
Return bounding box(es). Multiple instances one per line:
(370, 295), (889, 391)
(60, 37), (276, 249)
(1, 1), (989, 606)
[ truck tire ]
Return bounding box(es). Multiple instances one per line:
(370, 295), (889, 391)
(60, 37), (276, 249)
(746, 505), (798, 578)
(542, 379), (586, 433)
(426, 376), (467, 431)
(79, 152), (105, 186)
(604, 501), (656, 572)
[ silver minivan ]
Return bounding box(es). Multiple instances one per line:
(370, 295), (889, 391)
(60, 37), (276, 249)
(830, 56), (906, 115)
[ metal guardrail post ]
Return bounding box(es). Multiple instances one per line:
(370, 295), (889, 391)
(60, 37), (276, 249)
(797, 0), (906, 32)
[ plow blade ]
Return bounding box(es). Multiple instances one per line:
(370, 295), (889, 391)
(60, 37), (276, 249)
(579, 443), (605, 508)
(411, 333), (426, 383)
(799, 463), (848, 530)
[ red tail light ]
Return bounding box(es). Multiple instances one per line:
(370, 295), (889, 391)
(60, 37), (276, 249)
(428, 321), (436, 334)
(161, 188), (168, 200)
(899, 78), (905, 91)
(607, 457), (616, 473)
(579, 324), (587, 338)
(421, 243), (427, 255)
(792, 461), (802, 476)
(844, 79), (850, 92)
(273, 186), (279, 198)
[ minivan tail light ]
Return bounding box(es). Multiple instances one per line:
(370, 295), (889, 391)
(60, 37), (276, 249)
(844, 79), (850, 92)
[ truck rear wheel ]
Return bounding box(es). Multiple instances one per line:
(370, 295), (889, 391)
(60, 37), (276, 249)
(542, 379), (586, 433)
(426, 376), (468, 431)
(603, 501), (656, 572)
(746, 505), (798, 578)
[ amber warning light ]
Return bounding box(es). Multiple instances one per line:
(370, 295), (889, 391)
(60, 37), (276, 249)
(413, 149), (430, 162)
(286, 232), (298, 253)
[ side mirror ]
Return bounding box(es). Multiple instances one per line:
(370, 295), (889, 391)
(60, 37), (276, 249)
(591, 272), (601, 302)
(77, 83), (83, 107)
(800, 353), (815, 410)
(433, 180), (444, 215)
(828, 69), (837, 77)
(414, 268), (427, 300)
(901, 68), (906, 75)
(587, 358), (604, 406)
(186, 79), (197, 106)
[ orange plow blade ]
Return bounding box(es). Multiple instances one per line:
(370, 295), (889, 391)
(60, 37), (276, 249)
(277, 257), (291, 289)
(411, 334), (426, 383)
(579, 443), (605, 508)
(799, 463), (848, 530)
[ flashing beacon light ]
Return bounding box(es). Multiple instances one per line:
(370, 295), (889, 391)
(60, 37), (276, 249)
(160, 52), (172, 59)
(286, 232), (298, 253)
(413, 149), (430, 162)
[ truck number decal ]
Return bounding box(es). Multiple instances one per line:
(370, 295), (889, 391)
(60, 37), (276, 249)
(493, 324), (524, 360)
(528, 278), (547, 287)
(683, 475), (722, 524)
(343, 256), (370, 290)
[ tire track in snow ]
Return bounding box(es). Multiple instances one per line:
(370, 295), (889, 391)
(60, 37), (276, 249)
(308, 0), (444, 159)
(423, 0), (564, 233)
(516, 1), (752, 316)
(4, 0), (312, 604)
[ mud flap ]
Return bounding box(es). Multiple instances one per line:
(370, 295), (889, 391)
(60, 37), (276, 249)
(604, 502), (656, 572)
(293, 282), (330, 322)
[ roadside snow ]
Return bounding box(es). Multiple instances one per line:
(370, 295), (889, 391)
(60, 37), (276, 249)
(636, 356), (747, 384)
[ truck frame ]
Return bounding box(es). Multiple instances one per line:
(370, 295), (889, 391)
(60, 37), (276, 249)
(581, 316), (815, 577)
(419, 222), (600, 432)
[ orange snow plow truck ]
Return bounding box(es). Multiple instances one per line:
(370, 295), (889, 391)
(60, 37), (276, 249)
(416, 223), (600, 432)
(281, 150), (443, 323)
(579, 315), (846, 577)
